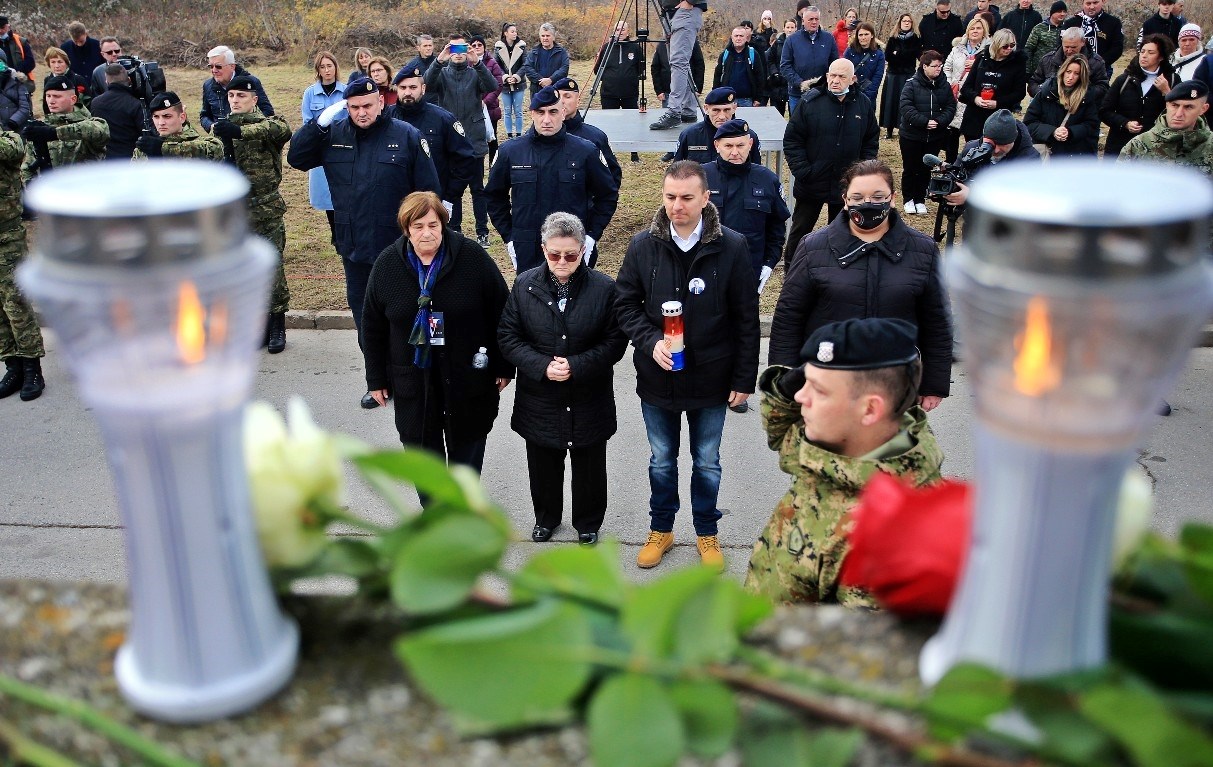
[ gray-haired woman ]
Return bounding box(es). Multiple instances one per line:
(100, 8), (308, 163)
(497, 213), (628, 545)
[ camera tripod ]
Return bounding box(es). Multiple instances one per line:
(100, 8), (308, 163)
(933, 202), (964, 248)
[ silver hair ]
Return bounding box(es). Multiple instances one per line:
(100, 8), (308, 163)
(1059, 27), (1085, 41)
(539, 22), (557, 34)
(803, 5), (820, 16)
(417, 34), (433, 43)
(539, 212), (585, 247)
(207, 45), (235, 64)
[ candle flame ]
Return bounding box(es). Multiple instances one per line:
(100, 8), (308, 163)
(176, 282), (206, 365)
(1013, 296), (1061, 396)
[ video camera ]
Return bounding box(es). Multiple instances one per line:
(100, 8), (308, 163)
(923, 141), (993, 201)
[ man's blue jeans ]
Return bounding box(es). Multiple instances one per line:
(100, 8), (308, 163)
(735, 97), (754, 107)
(640, 401), (726, 536)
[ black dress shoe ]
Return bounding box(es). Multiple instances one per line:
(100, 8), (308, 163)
(532, 525), (555, 542)
(578, 532), (599, 546)
(360, 391), (380, 409)
(1158, 399), (1172, 417)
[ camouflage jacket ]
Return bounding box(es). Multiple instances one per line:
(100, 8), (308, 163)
(223, 109), (290, 210)
(0, 130), (25, 231)
(132, 123), (224, 162)
(744, 366), (945, 606)
(1119, 113), (1213, 176)
(21, 106), (109, 183)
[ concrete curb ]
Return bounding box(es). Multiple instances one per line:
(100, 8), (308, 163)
(286, 310), (1213, 346)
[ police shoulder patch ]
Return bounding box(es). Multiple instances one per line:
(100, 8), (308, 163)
(453, 120), (465, 136)
(420, 138), (431, 157)
(598, 150), (608, 166)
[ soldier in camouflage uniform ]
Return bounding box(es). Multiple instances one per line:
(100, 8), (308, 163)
(1119, 79), (1213, 175)
(212, 75), (292, 353)
(0, 125), (44, 401)
(744, 318), (945, 606)
(20, 75), (109, 184)
(133, 91), (224, 161)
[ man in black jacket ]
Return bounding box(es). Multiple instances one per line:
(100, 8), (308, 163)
(89, 63), (144, 159)
(943, 108), (1040, 207)
(391, 67), (477, 218)
(593, 21), (643, 108)
(782, 58), (879, 266)
(1061, 0), (1122, 78)
(920, 0), (966, 58)
(1028, 27), (1108, 100)
(1000, 0), (1044, 47)
(614, 160), (759, 573)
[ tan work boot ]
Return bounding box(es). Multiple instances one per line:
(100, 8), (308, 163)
(697, 534), (724, 573)
(637, 531), (674, 568)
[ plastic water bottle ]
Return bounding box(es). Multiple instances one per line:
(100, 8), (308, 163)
(472, 346), (489, 369)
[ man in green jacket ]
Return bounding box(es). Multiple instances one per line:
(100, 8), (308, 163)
(213, 75), (292, 353)
(0, 126), (45, 401)
(133, 91), (225, 161)
(745, 318), (945, 606)
(20, 75), (109, 182)
(1119, 79), (1213, 175)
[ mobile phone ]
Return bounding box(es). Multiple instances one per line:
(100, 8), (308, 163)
(450, 43), (469, 54)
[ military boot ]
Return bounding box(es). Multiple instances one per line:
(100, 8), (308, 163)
(19, 357), (44, 401)
(0, 358), (22, 398)
(267, 312), (286, 354)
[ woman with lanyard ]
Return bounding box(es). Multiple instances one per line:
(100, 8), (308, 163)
(362, 192), (512, 478)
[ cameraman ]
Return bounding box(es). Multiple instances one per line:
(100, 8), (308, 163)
(943, 108), (1039, 207)
(89, 63), (143, 159)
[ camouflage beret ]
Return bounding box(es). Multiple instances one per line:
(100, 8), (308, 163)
(705, 87), (736, 105)
(553, 76), (578, 92)
(149, 91), (182, 112)
(713, 118), (750, 141)
(44, 75), (74, 92)
(801, 318), (919, 370)
(226, 75), (257, 93)
(345, 75), (376, 96)
(530, 86), (560, 110)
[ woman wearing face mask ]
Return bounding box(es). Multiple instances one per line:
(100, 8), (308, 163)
(770, 159), (952, 413)
(1025, 53), (1100, 156)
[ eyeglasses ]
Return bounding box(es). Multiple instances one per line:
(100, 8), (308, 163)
(545, 251), (581, 263)
(103, 48), (121, 55)
(845, 193), (892, 204)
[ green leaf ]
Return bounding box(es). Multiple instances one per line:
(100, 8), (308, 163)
(1110, 607), (1213, 691)
(1180, 524), (1213, 556)
(353, 449), (467, 508)
(734, 586), (775, 636)
(672, 579), (741, 664)
(314, 537), (381, 579)
(668, 679), (738, 757)
(512, 539), (627, 608)
(620, 567), (724, 659)
(1179, 526), (1213, 606)
(390, 509), (507, 614)
(740, 703), (862, 767)
(587, 673), (685, 767)
(1079, 682), (1213, 767)
(1015, 679), (1116, 767)
(923, 663), (1014, 741)
(395, 599), (593, 731)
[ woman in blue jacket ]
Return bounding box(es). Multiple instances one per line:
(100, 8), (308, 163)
(845, 22), (885, 103)
(300, 51), (346, 241)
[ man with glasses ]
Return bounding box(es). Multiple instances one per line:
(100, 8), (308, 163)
(199, 45), (274, 134)
(919, 1), (965, 68)
(89, 37), (122, 98)
(1028, 26), (1108, 99)
(782, 58), (877, 267)
(745, 317), (945, 606)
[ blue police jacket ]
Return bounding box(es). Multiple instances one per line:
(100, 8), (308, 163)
(485, 126), (620, 272)
(563, 111), (623, 186)
(390, 100), (478, 205)
(703, 157), (790, 275)
(673, 117), (762, 164)
(287, 114), (442, 264)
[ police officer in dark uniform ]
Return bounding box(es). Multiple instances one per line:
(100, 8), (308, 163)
(673, 86), (762, 163)
(485, 86), (620, 273)
(390, 66), (478, 216)
(287, 75), (442, 409)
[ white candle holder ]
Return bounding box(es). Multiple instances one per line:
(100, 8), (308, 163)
(19, 162), (298, 722)
(920, 158), (1213, 684)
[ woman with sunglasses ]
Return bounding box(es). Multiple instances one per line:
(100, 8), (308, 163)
(498, 212), (628, 546)
(957, 28), (1026, 141)
(361, 192), (512, 479)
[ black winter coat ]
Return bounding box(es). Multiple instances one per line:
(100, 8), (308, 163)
(959, 49), (1028, 137)
(1061, 12), (1124, 76)
(1000, 8), (1044, 47)
(498, 265), (628, 449)
(783, 83), (879, 201)
(593, 37), (643, 101)
(898, 67), (957, 143)
(772, 211), (953, 398)
(89, 83), (144, 159)
(615, 203), (761, 411)
(1101, 59), (1173, 157)
(1024, 78), (1101, 156)
(885, 34), (923, 76)
(362, 229), (514, 446)
(919, 12), (965, 61)
(1028, 48), (1109, 103)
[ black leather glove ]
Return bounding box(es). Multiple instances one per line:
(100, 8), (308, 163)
(212, 120), (242, 140)
(136, 133), (164, 157)
(22, 121), (57, 143)
(776, 364), (807, 400)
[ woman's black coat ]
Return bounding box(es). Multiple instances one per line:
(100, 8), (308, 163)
(362, 228), (513, 446)
(898, 67), (957, 143)
(1100, 58), (1174, 157)
(957, 48), (1027, 138)
(498, 264), (628, 449)
(1024, 78), (1101, 156)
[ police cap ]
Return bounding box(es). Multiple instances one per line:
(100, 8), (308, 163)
(1166, 80), (1209, 102)
(704, 87), (736, 105)
(530, 86), (560, 110)
(345, 75), (377, 96)
(553, 76), (579, 92)
(44, 75), (74, 92)
(149, 91), (182, 112)
(227, 75), (258, 93)
(801, 318), (919, 370)
(713, 118), (750, 141)
(393, 66), (424, 85)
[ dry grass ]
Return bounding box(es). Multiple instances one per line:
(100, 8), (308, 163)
(153, 59), (943, 314)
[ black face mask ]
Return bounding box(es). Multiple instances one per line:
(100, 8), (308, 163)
(848, 201), (891, 230)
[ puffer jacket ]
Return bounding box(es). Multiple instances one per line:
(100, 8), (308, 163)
(1101, 58), (1173, 157)
(783, 83), (879, 201)
(1024, 78), (1101, 155)
(482, 55), (505, 122)
(899, 66), (957, 142)
(498, 265), (628, 449)
(0, 70), (30, 128)
(771, 210), (953, 398)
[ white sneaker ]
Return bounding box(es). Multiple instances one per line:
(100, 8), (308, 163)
(915, 202), (928, 215)
(904, 201), (916, 215)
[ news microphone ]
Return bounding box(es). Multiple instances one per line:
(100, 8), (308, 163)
(923, 153), (946, 168)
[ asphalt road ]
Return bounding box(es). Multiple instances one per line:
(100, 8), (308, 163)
(3, 330), (1211, 587)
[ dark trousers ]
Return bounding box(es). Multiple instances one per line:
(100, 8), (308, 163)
(405, 375), (488, 476)
(900, 135), (944, 205)
(601, 95), (639, 109)
(451, 154), (489, 237)
(943, 126), (962, 162)
(341, 256), (375, 347)
(324, 209), (336, 246)
(525, 439), (608, 533)
(784, 196), (844, 268)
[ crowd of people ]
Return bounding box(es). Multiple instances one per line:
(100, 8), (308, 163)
(1, 0), (1211, 607)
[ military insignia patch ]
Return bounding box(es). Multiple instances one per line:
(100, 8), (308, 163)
(1193, 89), (1200, 99)
(453, 120), (465, 136)
(420, 138), (431, 157)
(817, 341), (834, 362)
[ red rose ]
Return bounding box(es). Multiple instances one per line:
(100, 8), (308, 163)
(839, 472), (972, 618)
